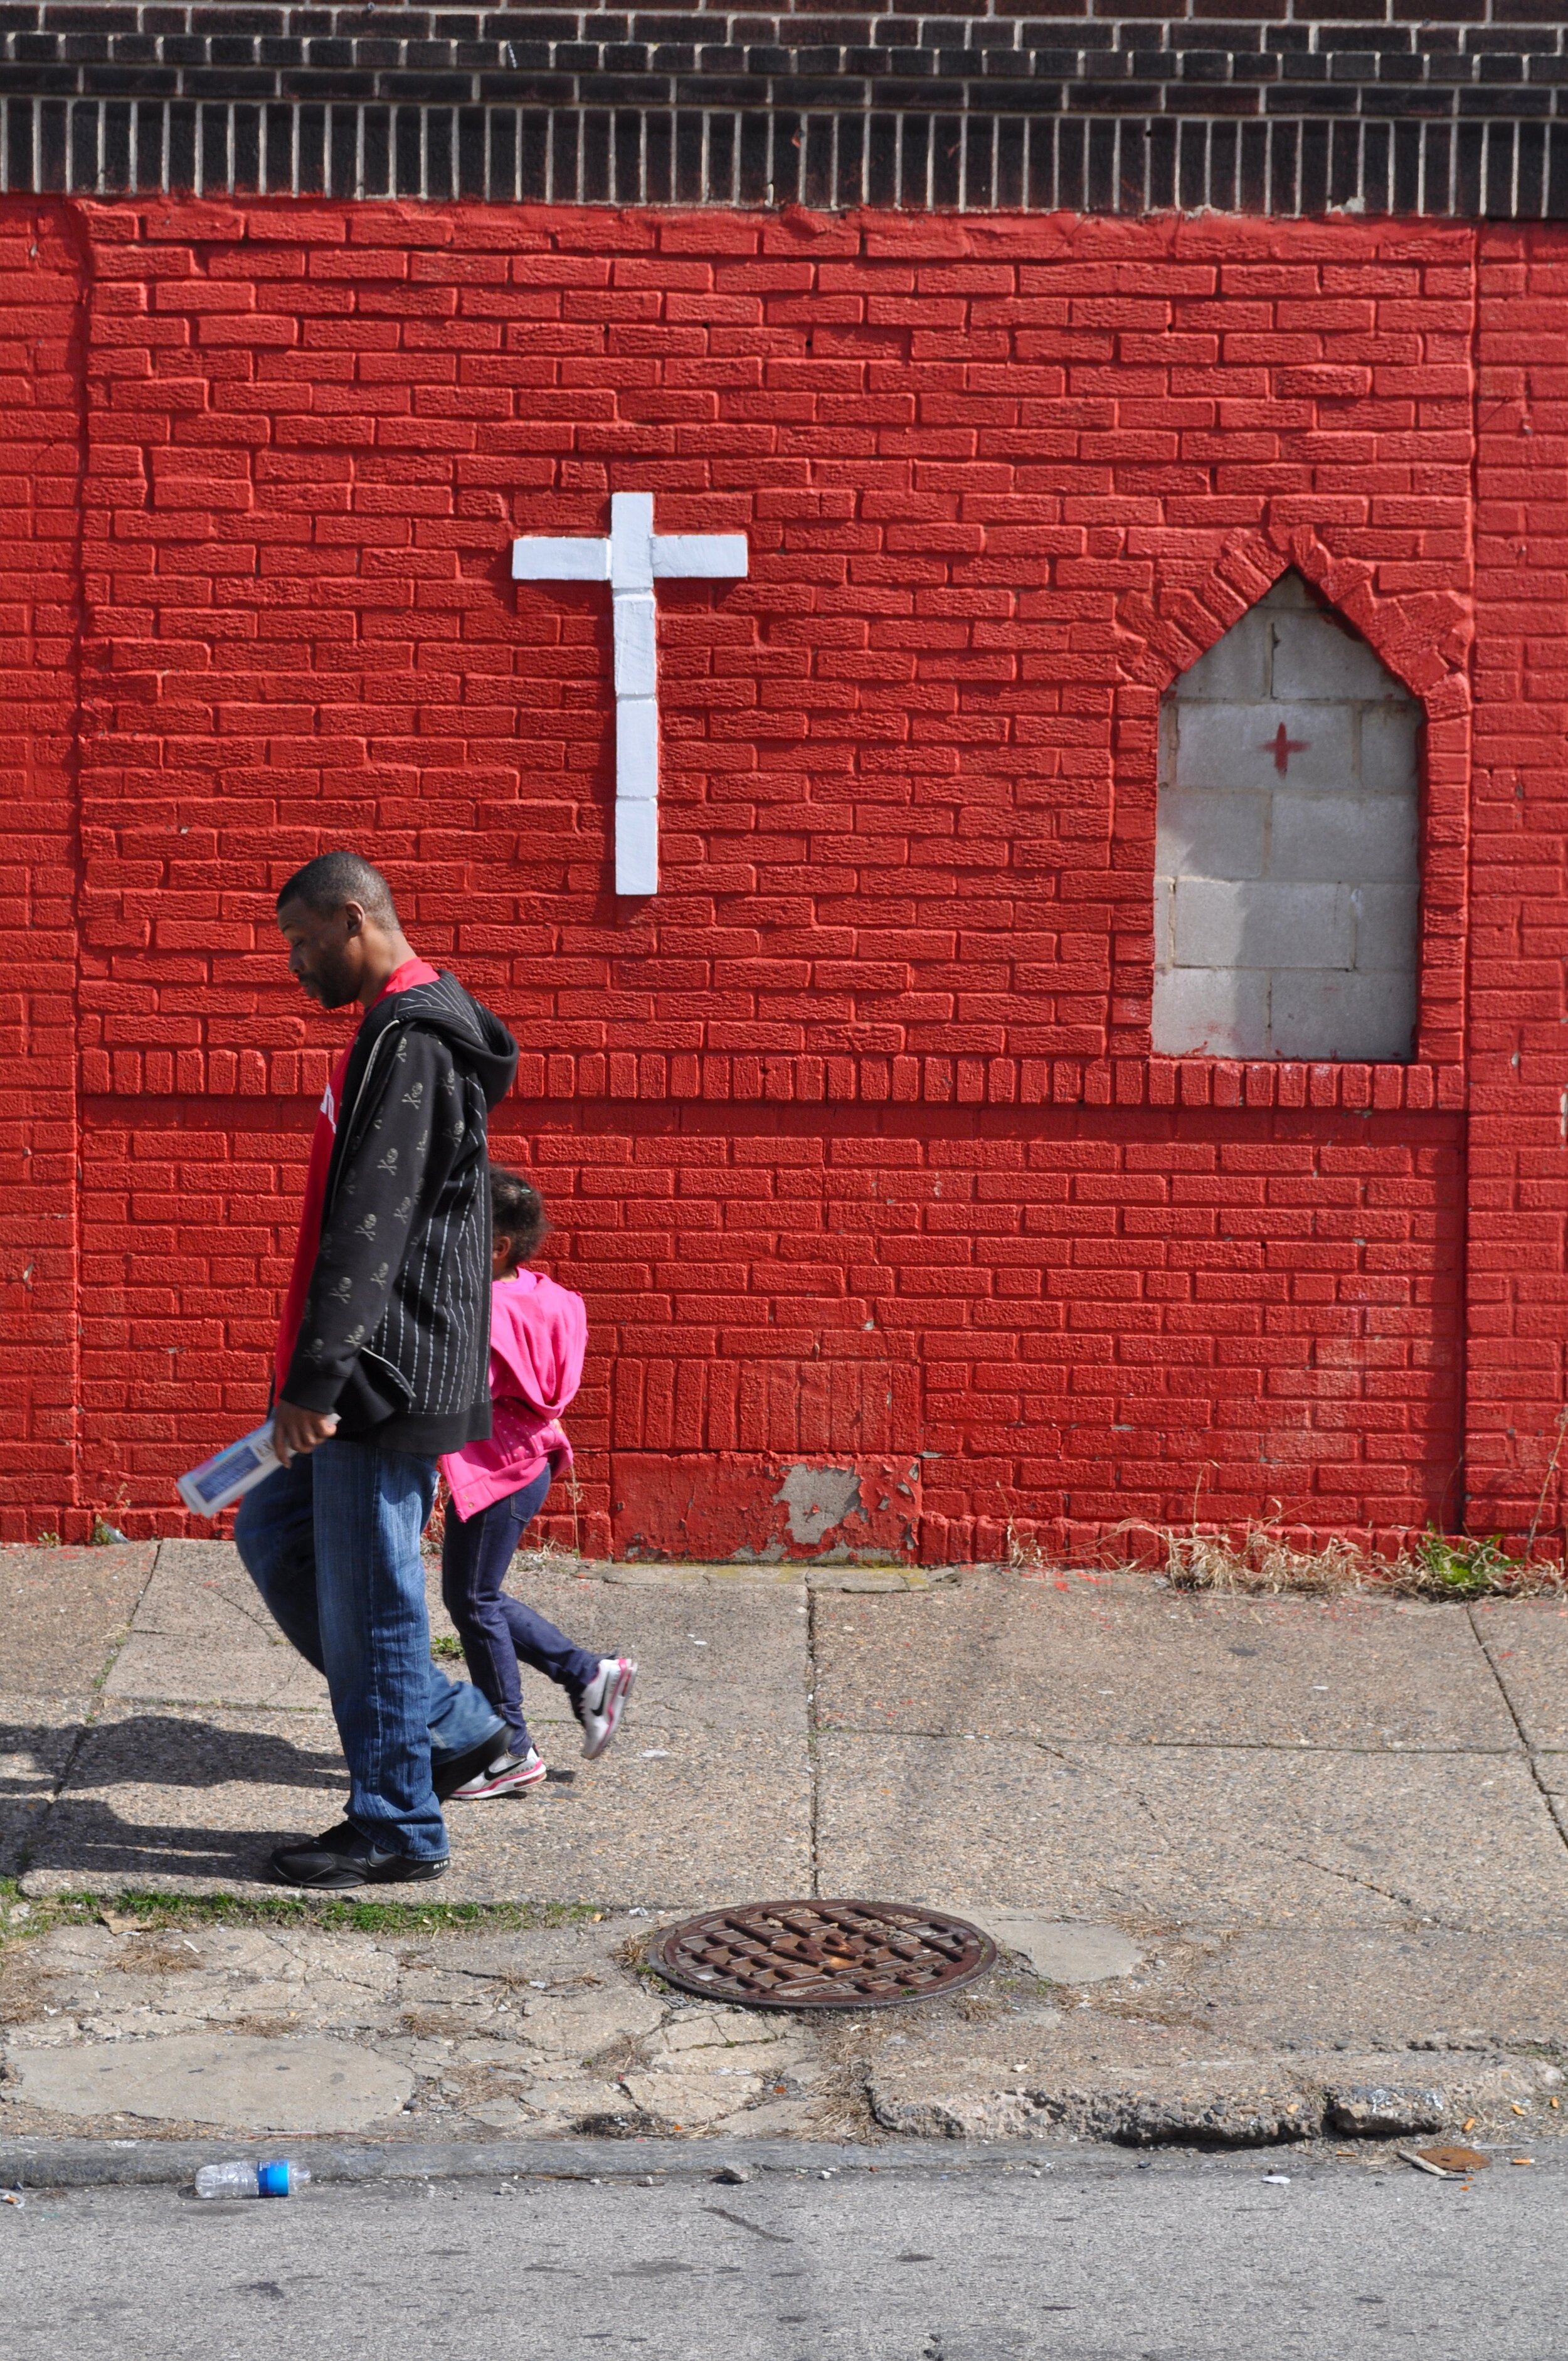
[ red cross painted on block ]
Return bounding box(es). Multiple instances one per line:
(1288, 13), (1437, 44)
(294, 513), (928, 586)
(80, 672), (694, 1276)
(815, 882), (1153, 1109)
(1264, 721), (1309, 775)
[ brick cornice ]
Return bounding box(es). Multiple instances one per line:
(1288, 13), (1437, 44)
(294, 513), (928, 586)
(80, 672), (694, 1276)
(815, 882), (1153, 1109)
(0, 1), (1557, 121)
(0, 1), (1565, 211)
(80, 1054), (1467, 1113)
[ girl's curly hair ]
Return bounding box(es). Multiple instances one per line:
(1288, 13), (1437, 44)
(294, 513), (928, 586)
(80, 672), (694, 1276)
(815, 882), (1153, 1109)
(489, 1164), (546, 1269)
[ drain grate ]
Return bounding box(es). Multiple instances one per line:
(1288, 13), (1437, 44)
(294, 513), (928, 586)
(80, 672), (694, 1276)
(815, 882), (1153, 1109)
(647, 1899), (997, 2011)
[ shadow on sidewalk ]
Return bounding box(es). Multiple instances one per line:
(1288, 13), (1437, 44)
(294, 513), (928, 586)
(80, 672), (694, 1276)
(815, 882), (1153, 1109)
(8, 1712), (347, 1889)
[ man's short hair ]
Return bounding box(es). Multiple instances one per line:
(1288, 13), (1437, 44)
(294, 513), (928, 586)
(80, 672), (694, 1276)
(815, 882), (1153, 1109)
(276, 851), (398, 922)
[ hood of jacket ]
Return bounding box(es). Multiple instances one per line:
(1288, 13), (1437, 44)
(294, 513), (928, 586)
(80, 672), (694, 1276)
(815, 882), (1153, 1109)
(359, 970), (518, 1110)
(489, 1270), (587, 1419)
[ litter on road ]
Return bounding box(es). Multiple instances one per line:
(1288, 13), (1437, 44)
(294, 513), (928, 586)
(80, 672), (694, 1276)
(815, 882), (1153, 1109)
(194, 2160), (310, 2200)
(1401, 2145), (1490, 2180)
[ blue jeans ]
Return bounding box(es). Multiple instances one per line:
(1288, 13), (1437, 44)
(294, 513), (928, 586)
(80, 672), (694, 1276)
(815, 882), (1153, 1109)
(441, 1471), (601, 1754)
(235, 1437), (506, 1860)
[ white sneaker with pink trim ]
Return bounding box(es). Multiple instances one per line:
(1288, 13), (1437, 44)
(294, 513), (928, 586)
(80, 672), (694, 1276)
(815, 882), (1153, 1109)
(446, 1744), (547, 1800)
(576, 1657), (636, 1759)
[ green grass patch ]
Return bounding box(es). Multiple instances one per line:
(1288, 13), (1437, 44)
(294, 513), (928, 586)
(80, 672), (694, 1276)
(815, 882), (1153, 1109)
(0, 1877), (606, 1943)
(1412, 1527), (1513, 1599)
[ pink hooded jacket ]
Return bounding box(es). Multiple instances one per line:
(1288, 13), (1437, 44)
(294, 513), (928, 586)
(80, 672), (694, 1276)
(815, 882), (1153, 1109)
(438, 1269), (586, 1523)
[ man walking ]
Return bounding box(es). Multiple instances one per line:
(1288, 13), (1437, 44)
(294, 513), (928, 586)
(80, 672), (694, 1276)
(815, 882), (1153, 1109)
(236, 851), (519, 1888)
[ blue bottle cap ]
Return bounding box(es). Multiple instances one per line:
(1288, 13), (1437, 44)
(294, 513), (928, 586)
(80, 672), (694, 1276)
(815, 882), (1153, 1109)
(257, 2161), (292, 2197)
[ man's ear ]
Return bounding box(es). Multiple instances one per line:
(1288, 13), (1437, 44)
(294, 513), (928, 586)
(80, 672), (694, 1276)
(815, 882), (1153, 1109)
(341, 899), (365, 939)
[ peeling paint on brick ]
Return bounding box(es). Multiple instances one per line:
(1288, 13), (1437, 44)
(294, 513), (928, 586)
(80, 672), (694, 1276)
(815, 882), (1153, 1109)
(773, 1466), (863, 1547)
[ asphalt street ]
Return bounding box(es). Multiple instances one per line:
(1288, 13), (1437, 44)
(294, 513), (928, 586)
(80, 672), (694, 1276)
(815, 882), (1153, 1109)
(4, 2150), (1563, 2360)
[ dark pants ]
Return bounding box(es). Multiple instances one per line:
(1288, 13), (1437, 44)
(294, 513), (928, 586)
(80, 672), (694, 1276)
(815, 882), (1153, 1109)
(440, 1471), (601, 1754)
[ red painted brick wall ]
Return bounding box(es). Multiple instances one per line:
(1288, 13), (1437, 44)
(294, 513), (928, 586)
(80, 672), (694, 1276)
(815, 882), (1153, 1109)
(4, 196), (1552, 1557)
(1468, 228), (1568, 1549)
(0, 207), (82, 1538)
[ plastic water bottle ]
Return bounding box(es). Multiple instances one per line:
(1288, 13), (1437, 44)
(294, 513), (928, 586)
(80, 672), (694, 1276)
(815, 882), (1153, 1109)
(194, 2160), (310, 2200)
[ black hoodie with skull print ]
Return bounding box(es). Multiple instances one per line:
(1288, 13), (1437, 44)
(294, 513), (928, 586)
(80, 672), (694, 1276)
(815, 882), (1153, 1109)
(280, 971), (519, 1455)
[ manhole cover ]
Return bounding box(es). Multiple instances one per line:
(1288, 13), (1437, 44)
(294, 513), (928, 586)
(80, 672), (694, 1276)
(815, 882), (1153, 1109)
(647, 1900), (997, 2010)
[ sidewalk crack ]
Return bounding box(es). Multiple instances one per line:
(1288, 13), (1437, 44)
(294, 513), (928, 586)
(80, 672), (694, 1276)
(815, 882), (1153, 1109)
(1071, 1746), (1420, 1916)
(14, 1541), (164, 1882)
(16, 1702), (97, 1884)
(1467, 1601), (1568, 1854)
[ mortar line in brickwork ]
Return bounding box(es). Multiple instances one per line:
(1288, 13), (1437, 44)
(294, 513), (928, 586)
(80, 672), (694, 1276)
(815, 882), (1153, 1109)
(60, 193), (91, 1531)
(1465, 1603), (1568, 1859)
(1459, 217), (1481, 1537)
(806, 1583), (822, 1900)
(83, 1098), (1472, 1145)
(0, 98), (1562, 216)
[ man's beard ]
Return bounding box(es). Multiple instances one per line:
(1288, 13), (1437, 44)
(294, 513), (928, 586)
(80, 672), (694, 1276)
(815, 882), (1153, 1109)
(309, 950), (359, 1009)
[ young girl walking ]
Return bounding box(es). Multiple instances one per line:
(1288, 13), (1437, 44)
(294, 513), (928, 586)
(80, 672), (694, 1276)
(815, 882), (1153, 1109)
(438, 1166), (635, 1799)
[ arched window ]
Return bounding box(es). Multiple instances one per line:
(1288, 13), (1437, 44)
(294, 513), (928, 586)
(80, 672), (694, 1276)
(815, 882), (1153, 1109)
(1152, 571), (1421, 1062)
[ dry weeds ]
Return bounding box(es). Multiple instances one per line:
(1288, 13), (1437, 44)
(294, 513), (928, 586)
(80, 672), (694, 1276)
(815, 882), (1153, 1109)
(1117, 1520), (1568, 1603)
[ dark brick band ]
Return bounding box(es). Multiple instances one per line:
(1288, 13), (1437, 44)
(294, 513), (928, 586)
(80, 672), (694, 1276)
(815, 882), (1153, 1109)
(6, 95), (1567, 213)
(0, 3), (1563, 120)
(2, 4), (1566, 212)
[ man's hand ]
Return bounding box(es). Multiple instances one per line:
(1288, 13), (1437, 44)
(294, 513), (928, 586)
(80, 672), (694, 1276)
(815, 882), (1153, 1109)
(272, 1401), (339, 1464)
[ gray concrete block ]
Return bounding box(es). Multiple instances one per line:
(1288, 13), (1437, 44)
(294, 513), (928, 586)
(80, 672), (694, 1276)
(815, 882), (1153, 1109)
(1173, 701), (1353, 794)
(18, 1704), (347, 1897)
(1152, 963), (1268, 1058)
(1155, 788), (1268, 881)
(963, 1914), (1142, 1985)
(1472, 1602), (1568, 1750)
(1351, 884), (1421, 973)
(1259, 568), (1316, 610)
(1268, 968), (1417, 1063)
(108, 1539), (329, 1712)
(18, 1696), (814, 1905)
(502, 1569), (810, 1738)
(1150, 874), (1174, 965)
(1268, 793), (1417, 886)
(864, 2049), (1322, 2148)
(440, 1726), (812, 1905)
(5, 2034), (414, 2134)
(0, 1694), (85, 1878)
(1160, 1925), (1568, 2052)
(1172, 878), (1352, 972)
(1270, 606), (1404, 703)
(813, 1579), (1517, 1751)
(1323, 2079), (1447, 2137)
(1360, 703), (1422, 793)
(102, 1637), (329, 1713)
(0, 1544), (157, 1699)
(815, 1735), (1568, 1929)
(1175, 608), (1269, 704)
(1155, 562), (1421, 1064)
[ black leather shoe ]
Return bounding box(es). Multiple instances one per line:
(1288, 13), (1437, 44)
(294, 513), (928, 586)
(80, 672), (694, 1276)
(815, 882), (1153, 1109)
(432, 1729), (511, 1803)
(270, 1820), (449, 1891)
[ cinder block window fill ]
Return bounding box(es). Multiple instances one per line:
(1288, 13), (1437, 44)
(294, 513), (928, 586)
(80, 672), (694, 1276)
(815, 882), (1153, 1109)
(1152, 571), (1421, 1063)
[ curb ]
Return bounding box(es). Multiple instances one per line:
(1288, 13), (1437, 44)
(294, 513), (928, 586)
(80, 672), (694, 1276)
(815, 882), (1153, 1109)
(6, 2131), (1560, 2192)
(1, 2134), (1131, 2190)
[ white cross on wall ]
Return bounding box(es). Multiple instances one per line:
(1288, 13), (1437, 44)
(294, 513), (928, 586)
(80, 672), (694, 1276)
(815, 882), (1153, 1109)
(511, 492), (749, 895)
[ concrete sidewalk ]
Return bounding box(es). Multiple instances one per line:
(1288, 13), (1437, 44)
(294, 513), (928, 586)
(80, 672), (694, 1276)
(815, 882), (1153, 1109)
(3, 1540), (1568, 2154)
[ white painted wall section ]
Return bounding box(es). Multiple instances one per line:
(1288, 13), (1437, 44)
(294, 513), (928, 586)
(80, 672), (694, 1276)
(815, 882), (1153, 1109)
(512, 492), (748, 895)
(1152, 570), (1421, 1062)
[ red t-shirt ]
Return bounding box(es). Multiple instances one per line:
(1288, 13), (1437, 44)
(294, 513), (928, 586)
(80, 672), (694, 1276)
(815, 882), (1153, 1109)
(273, 958), (440, 1395)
